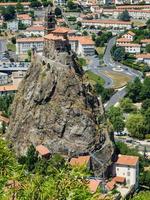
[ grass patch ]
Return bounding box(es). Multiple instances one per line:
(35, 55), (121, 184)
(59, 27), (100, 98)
(7, 43), (16, 52)
(131, 20), (146, 27)
(96, 47), (105, 56)
(85, 70), (105, 86)
(102, 70), (131, 89)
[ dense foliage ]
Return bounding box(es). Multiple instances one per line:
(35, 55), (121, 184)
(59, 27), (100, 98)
(107, 106), (125, 133)
(118, 10), (131, 21)
(0, 138), (101, 200)
(125, 77), (150, 139)
(131, 191), (150, 200)
(95, 32), (112, 47)
(0, 94), (14, 117)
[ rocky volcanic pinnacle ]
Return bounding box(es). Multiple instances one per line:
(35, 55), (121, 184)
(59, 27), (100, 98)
(7, 50), (113, 175)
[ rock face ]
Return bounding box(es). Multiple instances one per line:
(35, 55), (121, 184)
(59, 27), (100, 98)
(7, 49), (113, 175)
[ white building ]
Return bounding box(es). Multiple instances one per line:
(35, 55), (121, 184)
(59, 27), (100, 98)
(141, 39), (150, 47)
(135, 53), (150, 66)
(17, 14), (32, 27)
(0, 72), (9, 85)
(0, 38), (7, 53)
(16, 37), (44, 55)
(103, 8), (150, 20)
(121, 31), (135, 41)
(11, 71), (26, 87)
(117, 43), (141, 53)
(7, 20), (18, 32)
(25, 26), (45, 37)
(55, 0), (66, 5)
(69, 36), (95, 56)
(81, 19), (132, 30)
(115, 155), (139, 189)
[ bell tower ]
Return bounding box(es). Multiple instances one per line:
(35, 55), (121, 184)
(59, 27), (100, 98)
(45, 4), (56, 34)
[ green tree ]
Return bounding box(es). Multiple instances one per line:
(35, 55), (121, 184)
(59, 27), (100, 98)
(146, 18), (150, 29)
(141, 99), (150, 111)
(144, 107), (150, 134)
(132, 191), (150, 200)
(67, 0), (76, 10)
(55, 7), (62, 17)
(140, 171), (150, 187)
(30, 0), (42, 8)
(113, 47), (126, 61)
(107, 106), (125, 132)
(145, 44), (150, 53)
(118, 10), (131, 21)
(82, 30), (88, 36)
(1, 6), (16, 21)
(11, 37), (16, 44)
(140, 77), (150, 100)
(126, 113), (146, 139)
(26, 144), (38, 172)
(16, 2), (24, 14)
(126, 77), (142, 102)
(120, 98), (136, 113)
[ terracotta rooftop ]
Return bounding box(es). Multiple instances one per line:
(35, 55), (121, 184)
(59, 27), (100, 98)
(113, 176), (126, 183)
(135, 53), (150, 59)
(116, 155), (139, 166)
(141, 39), (150, 43)
(44, 34), (65, 41)
(26, 26), (45, 31)
(52, 27), (76, 34)
(69, 155), (90, 167)
(81, 19), (132, 25)
(118, 43), (141, 47)
(36, 145), (50, 156)
(104, 8), (150, 13)
(17, 37), (44, 43)
(17, 14), (31, 20)
(0, 2), (30, 6)
(0, 85), (18, 92)
(116, 5), (150, 9)
(117, 38), (131, 43)
(69, 36), (94, 45)
(0, 115), (9, 124)
(87, 179), (101, 193)
(127, 31), (135, 36)
(106, 180), (116, 191)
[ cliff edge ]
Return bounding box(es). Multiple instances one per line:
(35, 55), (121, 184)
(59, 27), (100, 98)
(7, 49), (113, 175)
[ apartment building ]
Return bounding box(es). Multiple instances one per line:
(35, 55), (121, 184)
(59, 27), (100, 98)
(103, 8), (150, 20)
(25, 26), (45, 37)
(117, 43), (141, 53)
(135, 53), (150, 66)
(7, 20), (18, 32)
(81, 19), (132, 30)
(17, 14), (32, 27)
(115, 155), (139, 189)
(141, 39), (150, 47)
(69, 36), (95, 56)
(116, 31), (135, 45)
(16, 37), (44, 55)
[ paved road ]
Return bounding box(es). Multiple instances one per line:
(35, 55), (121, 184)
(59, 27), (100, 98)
(87, 37), (143, 110)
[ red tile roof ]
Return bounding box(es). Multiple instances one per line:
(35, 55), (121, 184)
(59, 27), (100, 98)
(52, 27), (76, 34)
(116, 155), (139, 166)
(17, 14), (31, 20)
(87, 179), (101, 193)
(26, 26), (45, 31)
(36, 145), (50, 156)
(44, 34), (65, 41)
(69, 36), (94, 45)
(0, 2), (30, 6)
(81, 19), (132, 25)
(106, 180), (116, 191)
(69, 155), (90, 167)
(117, 38), (131, 43)
(0, 115), (9, 124)
(113, 176), (126, 183)
(127, 31), (135, 36)
(141, 39), (150, 43)
(118, 43), (141, 47)
(0, 85), (18, 92)
(17, 37), (44, 43)
(135, 53), (150, 59)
